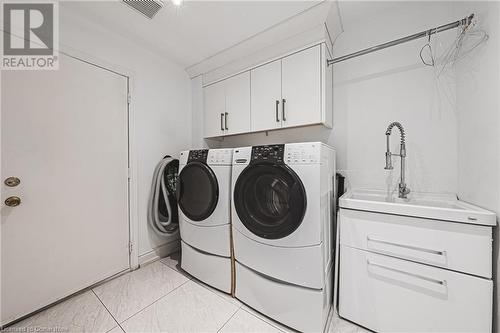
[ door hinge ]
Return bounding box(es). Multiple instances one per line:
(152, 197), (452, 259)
(127, 93), (131, 104)
(128, 167), (132, 180)
(129, 241), (134, 254)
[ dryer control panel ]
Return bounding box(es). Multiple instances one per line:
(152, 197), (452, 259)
(251, 144), (285, 164)
(207, 149), (233, 165)
(188, 149), (208, 163)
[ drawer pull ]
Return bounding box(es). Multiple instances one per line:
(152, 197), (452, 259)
(367, 260), (447, 286)
(367, 236), (445, 256)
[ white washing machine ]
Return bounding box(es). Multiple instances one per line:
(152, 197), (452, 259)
(177, 149), (233, 293)
(231, 142), (335, 332)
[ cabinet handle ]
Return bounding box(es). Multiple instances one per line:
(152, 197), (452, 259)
(220, 113), (224, 131)
(275, 100), (280, 122)
(282, 98), (286, 121)
(367, 260), (447, 286)
(367, 236), (446, 256)
(224, 112), (228, 130)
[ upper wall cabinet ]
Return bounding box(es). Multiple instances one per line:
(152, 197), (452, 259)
(225, 72), (251, 135)
(204, 79), (225, 138)
(204, 71), (251, 138)
(203, 44), (332, 138)
(251, 59), (282, 132)
(281, 45), (321, 128)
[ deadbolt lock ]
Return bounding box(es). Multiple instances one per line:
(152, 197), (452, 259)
(4, 177), (20, 187)
(5, 196), (21, 207)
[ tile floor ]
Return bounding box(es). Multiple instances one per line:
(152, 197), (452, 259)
(3, 253), (368, 333)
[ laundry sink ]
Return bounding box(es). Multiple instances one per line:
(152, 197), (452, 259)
(339, 189), (496, 226)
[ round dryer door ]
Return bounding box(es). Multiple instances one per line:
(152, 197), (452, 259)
(177, 162), (219, 221)
(233, 163), (307, 239)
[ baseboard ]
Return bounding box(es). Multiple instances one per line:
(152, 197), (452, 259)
(138, 239), (180, 266)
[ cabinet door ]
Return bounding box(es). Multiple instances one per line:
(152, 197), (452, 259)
(281, 45), (321, 128)
(251, 59), (282, 132)
(225, 72), (250, 135)
(204, 81), (225, 137)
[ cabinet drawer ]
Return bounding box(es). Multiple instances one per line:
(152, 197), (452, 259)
(339, 246), (492, 333)
(339, 209), (492, 278)
(181, 241), (231, 294)
(235, 262), (331, 333)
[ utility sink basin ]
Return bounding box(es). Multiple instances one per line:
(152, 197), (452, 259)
(339, 189), (496, 226)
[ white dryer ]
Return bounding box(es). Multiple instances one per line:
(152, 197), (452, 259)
(177, 149), (233, 293)
(231, 142), (335, 332)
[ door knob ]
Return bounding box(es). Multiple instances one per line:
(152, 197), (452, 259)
(5, 196), (21, 207)
(4, 177), (20, 187)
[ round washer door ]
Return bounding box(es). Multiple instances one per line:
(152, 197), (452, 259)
(233, 163), (307, 239)
(177, 162), (219, 221)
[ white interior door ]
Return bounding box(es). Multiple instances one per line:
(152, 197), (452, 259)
(250, 59), (282, 132)
(1, 53), (130, 325)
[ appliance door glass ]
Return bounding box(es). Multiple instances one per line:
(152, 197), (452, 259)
(178, 162), (219, 221)
(234, 163), (306, 239)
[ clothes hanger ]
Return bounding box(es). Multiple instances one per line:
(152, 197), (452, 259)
(419, 29), (435, 67)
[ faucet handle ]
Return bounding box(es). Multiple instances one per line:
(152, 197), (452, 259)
(399, 183), (411, 198)
(384, 152), (393, 170)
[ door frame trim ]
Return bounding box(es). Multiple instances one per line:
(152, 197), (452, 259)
(56, 45), (140, 270)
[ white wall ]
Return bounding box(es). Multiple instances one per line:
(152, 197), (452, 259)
(453, 2), (500, 331)
(191, 76), (206, 149)
(330, 1), (458, 194)
(59, 6), (192, 260)
(200, 1), (459, 198)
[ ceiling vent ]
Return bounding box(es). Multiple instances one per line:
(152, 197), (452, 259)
(122, 0), (164, 19)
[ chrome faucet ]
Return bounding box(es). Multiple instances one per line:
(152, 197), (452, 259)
(384, 122), (410, 199)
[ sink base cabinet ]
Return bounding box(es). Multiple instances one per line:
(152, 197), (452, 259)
(339, 209), (492, 278)
(339, 246), (492, 333)
(338, 208), (494, 333)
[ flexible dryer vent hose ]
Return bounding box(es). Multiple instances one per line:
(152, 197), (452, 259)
(147, 156), (179, 236)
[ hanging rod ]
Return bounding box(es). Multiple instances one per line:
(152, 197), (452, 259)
(327, 13), (474, 66)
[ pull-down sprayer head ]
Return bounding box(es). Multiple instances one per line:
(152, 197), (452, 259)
(384, 134), (393, 170)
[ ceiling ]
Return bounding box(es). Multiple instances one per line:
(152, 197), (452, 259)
(337, 1), (453, 29)
(338, 0), (406, 25)
(60, 1), (321, 69)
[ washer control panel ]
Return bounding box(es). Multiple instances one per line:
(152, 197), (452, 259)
(251, 144), (285, 164)
(233, 147), (251, 165)
(188, 149), (209, 163)
(207, 149), (233, 165)
(285, 143), (321, 164)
